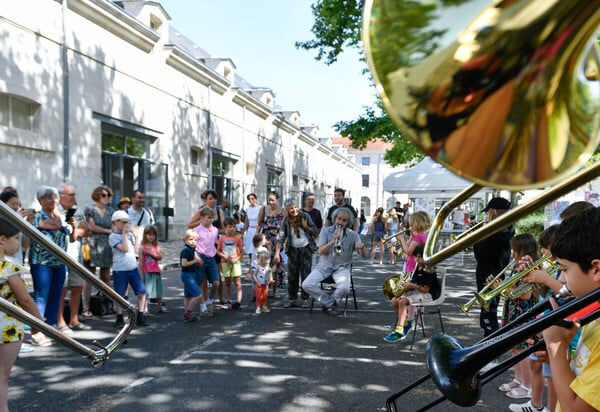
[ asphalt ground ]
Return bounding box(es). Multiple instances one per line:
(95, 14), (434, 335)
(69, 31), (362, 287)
(8, 243), (544, 411)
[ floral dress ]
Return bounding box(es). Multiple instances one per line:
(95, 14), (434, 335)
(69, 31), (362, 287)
(84, 205), (114, 268)
(502, 285), (538, 349)
(0, 260), (25, 343)
(261, 207), (285, 288)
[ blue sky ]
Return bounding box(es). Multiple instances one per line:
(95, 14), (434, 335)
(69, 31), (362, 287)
(158, 0), (375, 137)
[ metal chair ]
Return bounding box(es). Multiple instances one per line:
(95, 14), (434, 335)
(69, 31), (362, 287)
(409, 266), (447, 350)
(309, 267), (357, 316)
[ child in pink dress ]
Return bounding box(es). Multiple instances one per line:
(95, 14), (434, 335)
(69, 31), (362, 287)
(138, 225), (166, 314)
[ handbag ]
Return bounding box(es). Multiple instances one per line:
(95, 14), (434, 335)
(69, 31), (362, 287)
(81, 237), (91, 264)
(89, 292), (114, 316)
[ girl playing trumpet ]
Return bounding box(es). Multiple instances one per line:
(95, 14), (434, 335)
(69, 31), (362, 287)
(498, 234), (540, 399)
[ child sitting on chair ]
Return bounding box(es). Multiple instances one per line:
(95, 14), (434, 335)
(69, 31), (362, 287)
(383, 243), (440, 343)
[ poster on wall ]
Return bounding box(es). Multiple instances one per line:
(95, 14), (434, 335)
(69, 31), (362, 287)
(585, 190), (600, 208)
(414, 197), (436, 219)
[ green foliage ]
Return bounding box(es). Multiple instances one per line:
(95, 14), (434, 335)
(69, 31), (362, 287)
(295, 0), (365, 65)
(514, 208), (545, 243)
(298, 0), (470, 165)
(333, 102), (423, 166)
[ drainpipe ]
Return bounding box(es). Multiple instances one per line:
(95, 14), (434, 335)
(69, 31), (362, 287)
(62, 0), (70, 181)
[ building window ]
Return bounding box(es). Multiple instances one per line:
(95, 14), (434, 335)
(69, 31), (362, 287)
(190, 147), (203, 165)
(0, 94), (37, 131)
(267, 168), (282, 196)
(362, 174), (369, 187)
(361, 156), (370, 166)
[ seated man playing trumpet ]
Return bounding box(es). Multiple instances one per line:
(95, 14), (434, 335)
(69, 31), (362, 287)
(384, 244), (440, 342)
(302, 207), (367, 316)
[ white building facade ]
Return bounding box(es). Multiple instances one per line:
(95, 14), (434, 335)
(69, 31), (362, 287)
(0, 0), (362, 238)
(330, 137), (406, 216)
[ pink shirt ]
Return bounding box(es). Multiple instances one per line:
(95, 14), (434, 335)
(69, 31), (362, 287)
(141, 244), (161, 273)
(405, 232), (427, 273)
(194, 224), (218, 257)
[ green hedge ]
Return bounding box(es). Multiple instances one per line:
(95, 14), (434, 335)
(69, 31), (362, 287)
(514, 209), (545, 241)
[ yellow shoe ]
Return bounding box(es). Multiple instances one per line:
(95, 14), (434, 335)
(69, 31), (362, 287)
(261, 306), (270, 313)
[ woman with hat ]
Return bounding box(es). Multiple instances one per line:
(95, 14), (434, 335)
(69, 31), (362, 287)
(473, 196), (514, 338)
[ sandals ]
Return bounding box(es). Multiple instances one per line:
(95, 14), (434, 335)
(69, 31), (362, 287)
(506, 385), (532, 399)
(498, 379), (521, 392)
(81, 310), (93, 318)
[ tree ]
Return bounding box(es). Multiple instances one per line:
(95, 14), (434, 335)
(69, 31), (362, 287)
(297, 0), (468, 166)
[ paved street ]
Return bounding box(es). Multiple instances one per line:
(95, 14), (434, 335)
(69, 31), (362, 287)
(8, 244), (535, 411)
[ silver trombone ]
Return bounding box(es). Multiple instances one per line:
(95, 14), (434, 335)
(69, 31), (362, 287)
(0, 201), (135, 367)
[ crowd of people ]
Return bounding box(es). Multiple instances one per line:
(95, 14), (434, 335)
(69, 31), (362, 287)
(2, 184), (600, 411)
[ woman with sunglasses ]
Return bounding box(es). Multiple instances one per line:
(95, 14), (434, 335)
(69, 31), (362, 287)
(81, 185), (115, 317)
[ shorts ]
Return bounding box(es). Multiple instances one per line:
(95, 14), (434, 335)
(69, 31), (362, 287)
(373, 231), (385, 242)
(195, 255), (220, 284)
(542, 362), (552, 378)
(403, 290), (433, 305)
(222, 262), (242, 278)
(181, 271), (201, 298)
(144, 272), (163, 299)
(113, 268), (146, 297)
(65, 270), (85, 287)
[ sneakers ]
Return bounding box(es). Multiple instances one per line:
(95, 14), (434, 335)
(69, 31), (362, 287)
(115, 315), (125, 329)
(198, 310), (213, 318)
(158, 305), (169, 313)
(221, 301), (232, 309)
(301, 299), (310, 308)
(136, 312), (147, 326)
(283, 300), (297, 308)
(183, 312), (197, 323)
(255, 307), (261, 314)
(232, 302), (241, 310)
(19, 343), (34, 353)
(383, 330), (407, 342)
(403, 320), (413, 332)
(508, 400), (550, 412)
(261, 306), (271, 313)
(329, 303), (340, 316)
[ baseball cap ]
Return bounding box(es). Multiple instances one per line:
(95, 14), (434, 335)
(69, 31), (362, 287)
(111, 210), (130, 222)
(483, 197), (511, 212)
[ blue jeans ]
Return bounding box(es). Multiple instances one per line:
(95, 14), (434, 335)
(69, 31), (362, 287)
(30, 263), (66, 326)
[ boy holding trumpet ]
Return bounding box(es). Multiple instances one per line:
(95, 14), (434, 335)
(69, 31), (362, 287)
(542, 207), (600, 411)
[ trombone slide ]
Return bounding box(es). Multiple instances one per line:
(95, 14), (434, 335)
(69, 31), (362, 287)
(0, 201), (135, 366)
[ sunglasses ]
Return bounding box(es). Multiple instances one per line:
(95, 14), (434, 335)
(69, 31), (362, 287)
(101, 193), (112, 198)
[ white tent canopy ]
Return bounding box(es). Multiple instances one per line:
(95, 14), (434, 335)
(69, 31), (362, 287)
(383, 157), (488, 198)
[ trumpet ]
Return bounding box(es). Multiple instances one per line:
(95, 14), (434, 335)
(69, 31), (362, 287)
(476, 254), (554, 306)
(450, 221), (484, 244)
(382, 271), (412, 299)
(458, 259), (515, 315)
(364, 0), (600, 408)
(381, 229), (410, 257)
(507, 261), (560, 299)
(333, 224), (344, 255)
